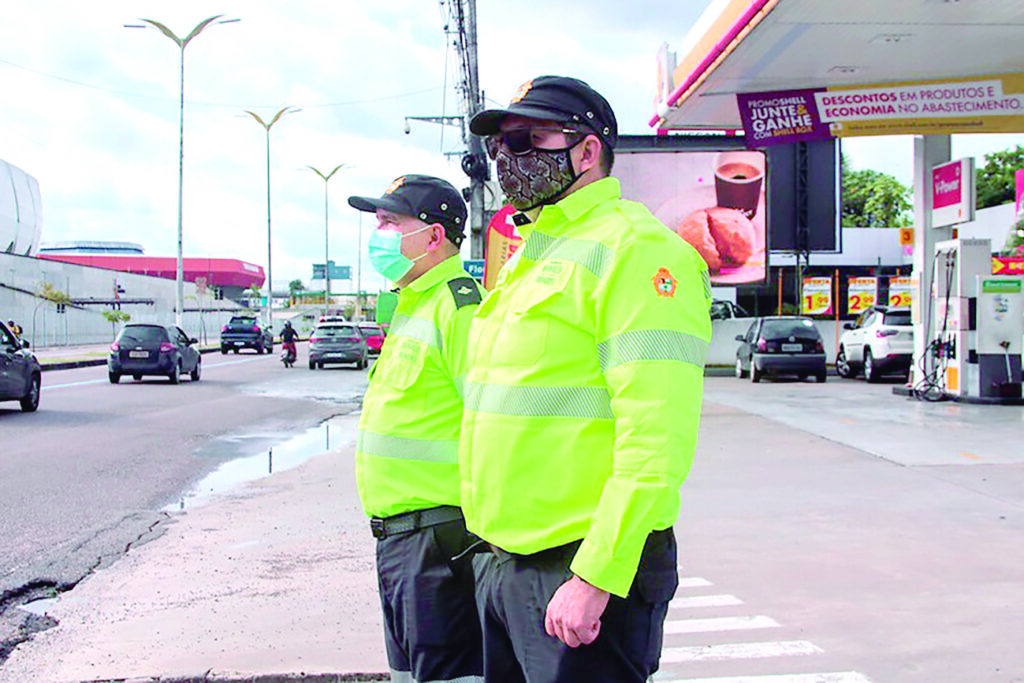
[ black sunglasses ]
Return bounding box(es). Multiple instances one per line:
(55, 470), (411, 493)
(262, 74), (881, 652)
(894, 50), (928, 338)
(484, 126), (584, 159)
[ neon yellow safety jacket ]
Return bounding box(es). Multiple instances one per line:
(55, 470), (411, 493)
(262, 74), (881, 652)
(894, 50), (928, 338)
(356, 255), (482, 518)
(459, 177), (712, 597)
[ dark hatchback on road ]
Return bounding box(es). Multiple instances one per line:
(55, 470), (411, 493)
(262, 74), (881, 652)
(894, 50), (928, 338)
(0, 320), (40, 412)
(735, 316), (827, 383)
(108, 324), (201, 384)
(308, 323), (368, 370)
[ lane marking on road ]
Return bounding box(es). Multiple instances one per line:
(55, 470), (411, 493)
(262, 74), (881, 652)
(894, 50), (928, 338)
(656, 672), (872, 683)
(679, 577), (713, 588)
(670, 594), (744, 609)
(664, 615), (780, 635)
(42, 357), (262, 390)
(660, 640), (823, 664)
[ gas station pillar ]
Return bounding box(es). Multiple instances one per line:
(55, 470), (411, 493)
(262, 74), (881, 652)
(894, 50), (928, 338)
(910, 134), (951, 386)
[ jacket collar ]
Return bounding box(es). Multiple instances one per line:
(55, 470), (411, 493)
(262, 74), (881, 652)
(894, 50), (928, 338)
(405, 254), (463, 293)
(530, 176), (620, 235)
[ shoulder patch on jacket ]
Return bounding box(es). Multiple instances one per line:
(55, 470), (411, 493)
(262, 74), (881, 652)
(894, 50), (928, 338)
(447, 277), (482, 309)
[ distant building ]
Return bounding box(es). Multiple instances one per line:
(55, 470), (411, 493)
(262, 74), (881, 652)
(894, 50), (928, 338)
(38, 240), (145, 255)
(38, 254), (265, 303)
(0, 159), (42, 256)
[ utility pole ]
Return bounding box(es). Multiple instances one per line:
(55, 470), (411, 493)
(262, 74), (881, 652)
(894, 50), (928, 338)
(453, 0), (488, 258)
(408, 0), (489, 257)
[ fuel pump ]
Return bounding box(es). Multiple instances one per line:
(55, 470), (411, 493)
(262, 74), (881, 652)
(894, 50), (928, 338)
(927, 238), (1023, 402)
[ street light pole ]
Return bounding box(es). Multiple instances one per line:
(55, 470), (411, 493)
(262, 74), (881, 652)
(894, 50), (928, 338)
(125, 15), (239, 327)
(307, 164), (348, 310)
(246, 107), (298, 328)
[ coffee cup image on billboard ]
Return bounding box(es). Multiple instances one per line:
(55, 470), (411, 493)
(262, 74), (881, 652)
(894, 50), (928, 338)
(713, 151), (764, 219)
(674, 152), (763, 274)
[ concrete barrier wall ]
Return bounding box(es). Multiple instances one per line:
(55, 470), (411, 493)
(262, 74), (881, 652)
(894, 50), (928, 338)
(709, 318), (843, 367)
(1, 252), (247, 347)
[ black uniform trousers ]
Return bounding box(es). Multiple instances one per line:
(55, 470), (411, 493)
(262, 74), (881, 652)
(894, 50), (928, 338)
(471, 528), (678, 683)
(376, 515), (483, 682)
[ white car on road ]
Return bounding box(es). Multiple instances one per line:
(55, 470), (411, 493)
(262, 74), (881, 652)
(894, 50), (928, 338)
(836, 306), (913, 382)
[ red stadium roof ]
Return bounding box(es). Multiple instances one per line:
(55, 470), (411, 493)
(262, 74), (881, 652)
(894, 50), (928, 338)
(38, 254), (265, 289)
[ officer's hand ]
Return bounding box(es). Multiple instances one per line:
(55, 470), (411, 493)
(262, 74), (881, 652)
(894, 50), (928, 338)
(544, 575), (610, 648)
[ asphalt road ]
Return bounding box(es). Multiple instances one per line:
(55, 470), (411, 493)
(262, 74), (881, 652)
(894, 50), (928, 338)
(0, 344), (369, 653)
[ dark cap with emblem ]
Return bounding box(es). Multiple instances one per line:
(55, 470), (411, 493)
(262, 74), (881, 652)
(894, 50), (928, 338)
(469, 75), (618, 148)
(348, 174), (468, 246)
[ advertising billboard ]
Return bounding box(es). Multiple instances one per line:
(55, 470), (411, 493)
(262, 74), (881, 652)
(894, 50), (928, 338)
(736, 74), (1024, 142)
(847, 277), (878, 314)
(616, 145), (767, 285)
(931, 158), (976, 228)
(801, 277), (833, 316)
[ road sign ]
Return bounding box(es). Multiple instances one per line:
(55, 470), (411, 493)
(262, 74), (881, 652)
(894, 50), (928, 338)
(464, 259), (485, 281)
(312, 261), (352, 280)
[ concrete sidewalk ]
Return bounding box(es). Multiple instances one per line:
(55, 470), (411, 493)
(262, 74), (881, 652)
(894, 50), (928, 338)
(32, 342), (226, 371)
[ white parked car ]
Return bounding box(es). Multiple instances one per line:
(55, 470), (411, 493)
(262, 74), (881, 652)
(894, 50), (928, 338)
(836, 306), (913, 382)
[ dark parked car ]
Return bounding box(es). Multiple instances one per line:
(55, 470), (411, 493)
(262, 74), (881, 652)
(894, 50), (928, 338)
(308, 323), (368, 369)
(735, 316), (827, 383)
(357, 322), (386, 355)
(220, 316), (274, 354)
(108, 324), (201, 384)
(0, 320), (40, 412)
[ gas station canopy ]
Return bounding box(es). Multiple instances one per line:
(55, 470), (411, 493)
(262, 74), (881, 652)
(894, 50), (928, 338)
(653, 0), (1024, 131)
(651, 0), (1024, 404)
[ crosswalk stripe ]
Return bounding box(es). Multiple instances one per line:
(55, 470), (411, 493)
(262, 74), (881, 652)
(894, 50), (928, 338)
(664, 615), (779, 634)
(678, 577), (713, 588)
(655, 672), (872, 683)
(670, 594), (743, 609)
(660, 640), (823, 664)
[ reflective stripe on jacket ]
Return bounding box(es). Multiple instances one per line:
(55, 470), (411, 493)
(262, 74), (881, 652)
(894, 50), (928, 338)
(459, 177), (712, 597)
(356, 255), (482, 518)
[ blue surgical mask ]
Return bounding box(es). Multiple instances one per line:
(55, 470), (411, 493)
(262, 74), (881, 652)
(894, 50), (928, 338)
(367, 225), (431, 282)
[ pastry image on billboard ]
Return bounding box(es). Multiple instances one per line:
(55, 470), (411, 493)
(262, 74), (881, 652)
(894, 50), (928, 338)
(612, 147), (767, 285)
(674, 207), (756, 274)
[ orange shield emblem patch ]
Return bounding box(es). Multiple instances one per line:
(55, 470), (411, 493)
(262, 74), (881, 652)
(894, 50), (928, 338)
(384, 176), (406, 195)
(652, 267), (677, 297)
(511, 80), (534, 104)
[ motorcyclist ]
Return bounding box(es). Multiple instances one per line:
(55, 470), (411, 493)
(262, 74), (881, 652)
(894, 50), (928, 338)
(280, 321), (299, 364)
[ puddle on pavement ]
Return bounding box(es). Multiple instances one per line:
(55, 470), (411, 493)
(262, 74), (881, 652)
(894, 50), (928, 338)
(168, 415), (350, 511)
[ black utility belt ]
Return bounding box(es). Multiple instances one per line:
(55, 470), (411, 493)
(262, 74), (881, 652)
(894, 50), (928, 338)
(370, 505), (463, 540)
(487, 528), (674, 562)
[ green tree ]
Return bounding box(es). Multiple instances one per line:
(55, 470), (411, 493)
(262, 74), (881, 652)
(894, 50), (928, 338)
(288, 279), (305, 296)
(976, 144), (1024, 209)
(37, 282), (72, 305)
(841, 155), (912, 227)
(102, 310), (132, 338)
(1003, 214), (1024, 256)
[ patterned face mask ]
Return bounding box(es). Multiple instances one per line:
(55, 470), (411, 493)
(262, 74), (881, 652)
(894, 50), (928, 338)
(494, 142), (584, 212)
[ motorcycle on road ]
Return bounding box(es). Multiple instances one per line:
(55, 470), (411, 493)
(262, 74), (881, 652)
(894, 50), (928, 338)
(281, 341), (297, 368)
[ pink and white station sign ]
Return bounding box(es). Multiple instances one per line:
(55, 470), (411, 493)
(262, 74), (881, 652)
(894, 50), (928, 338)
(931, 157), (976, 228)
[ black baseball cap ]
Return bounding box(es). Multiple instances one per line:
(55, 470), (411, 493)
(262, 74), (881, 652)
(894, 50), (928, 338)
(470, 76), (618, 148)
(348, 174), (467, 246)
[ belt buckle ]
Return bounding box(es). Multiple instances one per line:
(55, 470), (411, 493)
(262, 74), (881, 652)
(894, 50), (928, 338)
(370, 518), (386, 539)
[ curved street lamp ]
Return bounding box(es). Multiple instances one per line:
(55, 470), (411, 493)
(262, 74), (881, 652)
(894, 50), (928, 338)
(307, 164), (349, 309)
(124, 15), (240, 326)
(245, 107), (299, 328)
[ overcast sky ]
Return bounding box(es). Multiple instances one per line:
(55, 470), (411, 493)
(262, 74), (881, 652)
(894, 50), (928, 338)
(2, 1), (1021, 291)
